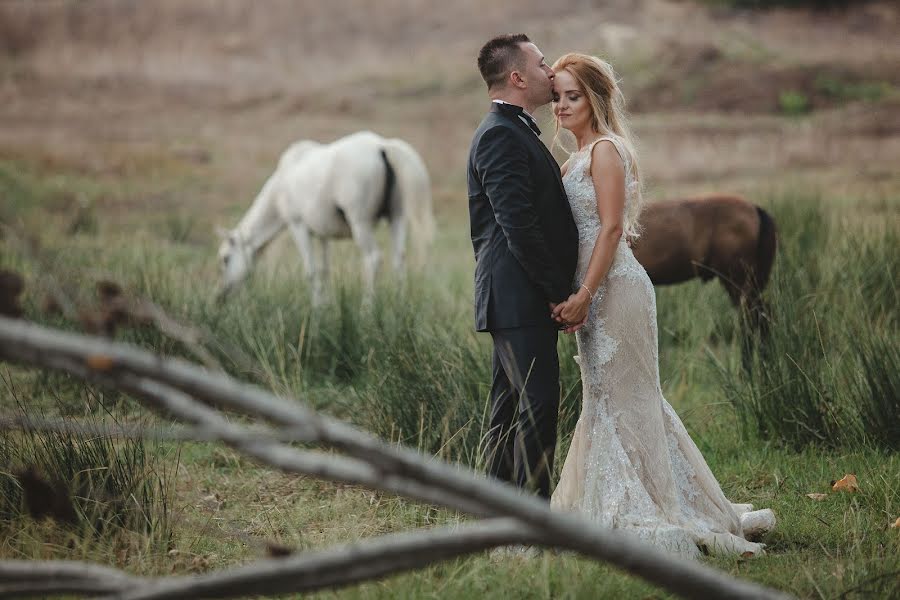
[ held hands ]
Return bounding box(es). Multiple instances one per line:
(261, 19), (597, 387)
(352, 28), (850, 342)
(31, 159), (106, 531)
(549, 287), (592, 334)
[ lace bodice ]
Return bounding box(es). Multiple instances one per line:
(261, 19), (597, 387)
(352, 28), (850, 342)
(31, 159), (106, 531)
(562, 137), (639, 246)
(562, 137), (647, 287)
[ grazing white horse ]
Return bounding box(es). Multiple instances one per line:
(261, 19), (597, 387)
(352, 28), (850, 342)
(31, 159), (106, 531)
(216, 131), (434, 303)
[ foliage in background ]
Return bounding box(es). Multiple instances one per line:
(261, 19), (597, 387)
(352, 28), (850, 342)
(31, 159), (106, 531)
(778, 90), (811, 116)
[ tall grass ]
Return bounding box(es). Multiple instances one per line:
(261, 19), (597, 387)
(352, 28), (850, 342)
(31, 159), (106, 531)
(719, 193), (898, 450)
(0, 392), (174, 552)
(5, 173), (895, 459)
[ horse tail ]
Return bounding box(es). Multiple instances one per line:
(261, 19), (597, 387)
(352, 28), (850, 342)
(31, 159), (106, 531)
(381, 139), (435, 265)
(378, 149), (396, 220)
(754, 205), (777, 291)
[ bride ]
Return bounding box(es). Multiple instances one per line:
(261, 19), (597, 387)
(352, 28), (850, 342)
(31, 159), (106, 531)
(547, 53), (775, 557)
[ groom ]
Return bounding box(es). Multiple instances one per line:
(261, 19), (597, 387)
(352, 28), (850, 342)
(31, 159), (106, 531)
(467, 34), (579, 499)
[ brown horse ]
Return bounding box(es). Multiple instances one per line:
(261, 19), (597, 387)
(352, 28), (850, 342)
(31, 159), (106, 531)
(631, 195), (777, 333)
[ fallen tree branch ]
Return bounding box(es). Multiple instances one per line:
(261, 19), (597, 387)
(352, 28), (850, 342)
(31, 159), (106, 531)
(17, 353), (493, 518)
(0, 414), (209, 442)
(0, 560), (142, 599)
(119, 518), (533, 600)
(0, 414), (319, 444)
(0, 316), (790, 600)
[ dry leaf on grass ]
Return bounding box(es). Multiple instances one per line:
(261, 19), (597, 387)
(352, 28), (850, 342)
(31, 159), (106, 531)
(190, 555), (211, 572)
(890, 517), (900, 529)
(85, 354), (115, 371)
(831, 473), (859, 493)
(806, 493), (828, 501)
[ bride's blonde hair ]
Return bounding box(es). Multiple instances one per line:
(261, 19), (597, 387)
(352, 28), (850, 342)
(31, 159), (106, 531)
(552, 53), (644, 238)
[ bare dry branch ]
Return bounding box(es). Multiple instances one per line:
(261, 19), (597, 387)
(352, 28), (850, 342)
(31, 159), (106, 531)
(11, 353), (492, 518)
(0, 414), (306, 443)
(0, 316), (790, 600)
(0, 560), (142, 598)
(0, 414), (204, 441)
(119, 518), (533, 600)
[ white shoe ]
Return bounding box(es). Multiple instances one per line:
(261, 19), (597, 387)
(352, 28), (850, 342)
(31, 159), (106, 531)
(741, 509), (776, 541)
(731, 503), (754, 516)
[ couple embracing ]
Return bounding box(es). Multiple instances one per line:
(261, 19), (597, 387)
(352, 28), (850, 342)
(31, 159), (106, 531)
(467, 34), (775, 557)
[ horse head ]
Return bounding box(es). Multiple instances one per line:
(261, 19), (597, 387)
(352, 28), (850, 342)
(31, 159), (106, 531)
(215, 226), (253, 302)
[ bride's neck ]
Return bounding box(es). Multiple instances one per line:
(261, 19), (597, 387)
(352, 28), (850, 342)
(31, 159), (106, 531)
(571, 126), (601, 151)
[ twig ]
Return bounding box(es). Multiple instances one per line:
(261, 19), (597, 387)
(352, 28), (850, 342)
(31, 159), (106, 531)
(0, 316), (790, 600)
(0, 560), (142, 599)
(119, 518), (533, 600)
(0, 414), (309, 444)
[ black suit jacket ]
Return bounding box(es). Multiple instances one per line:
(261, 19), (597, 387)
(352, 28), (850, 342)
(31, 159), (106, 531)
(468, 102), (579, 332)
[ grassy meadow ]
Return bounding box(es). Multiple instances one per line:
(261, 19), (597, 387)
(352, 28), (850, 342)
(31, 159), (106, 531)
(1, 160), (898, 598)
(1, 1), (899, 598)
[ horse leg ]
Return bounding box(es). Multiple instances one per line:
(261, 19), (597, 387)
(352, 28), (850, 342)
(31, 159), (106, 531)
(724, 265), (771, 336)
(286, 220), (318, 303)
(348, 219), (381, 304)
(742, 278), (772, 349)
(721, 269), (763, 371)
(390, 212), (407, 275)
(313, 236), (330, 305)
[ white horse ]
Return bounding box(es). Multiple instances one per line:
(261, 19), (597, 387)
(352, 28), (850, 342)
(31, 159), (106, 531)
(215, 131), (434, 303)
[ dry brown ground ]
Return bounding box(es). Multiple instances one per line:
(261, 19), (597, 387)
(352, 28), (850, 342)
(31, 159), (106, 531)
(0, 0), (898, 226)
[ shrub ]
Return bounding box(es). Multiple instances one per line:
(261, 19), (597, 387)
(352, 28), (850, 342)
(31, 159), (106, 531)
(778, 90), (810, 116)
(815, 75), (893, 104)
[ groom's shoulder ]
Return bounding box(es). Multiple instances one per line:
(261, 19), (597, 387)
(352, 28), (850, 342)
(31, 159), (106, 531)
(475, 110), (514, 135)
(471, 114), (521, 152)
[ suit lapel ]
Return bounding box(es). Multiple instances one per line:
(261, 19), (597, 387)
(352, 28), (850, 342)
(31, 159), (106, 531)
(536, 139), (567, 197)
(490, 104), (567, 200)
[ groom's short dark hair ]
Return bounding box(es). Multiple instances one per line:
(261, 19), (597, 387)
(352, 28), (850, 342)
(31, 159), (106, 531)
(477, 33), (531, 90)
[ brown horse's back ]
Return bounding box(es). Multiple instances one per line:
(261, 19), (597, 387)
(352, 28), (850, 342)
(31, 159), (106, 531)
(634, 195), (761, 290)
(632, 199), (701, 284)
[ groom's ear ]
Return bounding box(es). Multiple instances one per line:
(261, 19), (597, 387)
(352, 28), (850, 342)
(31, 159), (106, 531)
(510, 70), (526, 89)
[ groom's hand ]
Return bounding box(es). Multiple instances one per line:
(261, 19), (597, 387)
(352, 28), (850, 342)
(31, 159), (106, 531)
(550, 301), (572, 330)
(550, 301), (564, 322)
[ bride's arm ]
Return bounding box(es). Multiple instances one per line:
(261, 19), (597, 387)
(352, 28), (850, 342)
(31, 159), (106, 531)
(560, 159), (570, 178)
(553, 141), (625, 325)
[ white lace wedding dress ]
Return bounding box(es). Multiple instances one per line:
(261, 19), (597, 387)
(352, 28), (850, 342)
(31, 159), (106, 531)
(550, 137), (775, 557)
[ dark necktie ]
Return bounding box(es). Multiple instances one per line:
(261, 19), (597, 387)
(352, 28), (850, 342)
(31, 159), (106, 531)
(494, 101), (542, 136)
(520, 113), (542, 136)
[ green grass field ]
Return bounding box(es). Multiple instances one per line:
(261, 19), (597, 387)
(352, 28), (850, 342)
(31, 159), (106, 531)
(1, 148), (898, 598)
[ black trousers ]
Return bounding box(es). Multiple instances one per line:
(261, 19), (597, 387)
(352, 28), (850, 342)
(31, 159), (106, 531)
(485, 326), (559, 499)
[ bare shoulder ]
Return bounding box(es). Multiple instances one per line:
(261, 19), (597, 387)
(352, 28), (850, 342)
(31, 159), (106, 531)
(589, 140), (625, 182)
(590, 140), (624, 170)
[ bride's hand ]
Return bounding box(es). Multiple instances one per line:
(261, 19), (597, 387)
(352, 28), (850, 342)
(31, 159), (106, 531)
(556, 288), (591, 324)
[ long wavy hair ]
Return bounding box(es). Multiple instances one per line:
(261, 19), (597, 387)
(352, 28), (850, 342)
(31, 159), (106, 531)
(553, 53), (644, 238)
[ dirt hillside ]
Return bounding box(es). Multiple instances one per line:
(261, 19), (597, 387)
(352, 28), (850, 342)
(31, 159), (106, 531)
(1, 0), (897, 218)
